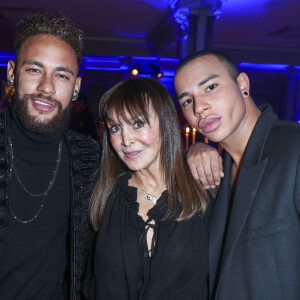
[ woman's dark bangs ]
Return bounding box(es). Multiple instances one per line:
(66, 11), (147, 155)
(105, 89), (150, 125)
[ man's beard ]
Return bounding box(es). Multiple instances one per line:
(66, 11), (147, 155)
(12, 90), (70, 135)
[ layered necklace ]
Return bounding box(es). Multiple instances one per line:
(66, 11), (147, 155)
(7, 136), (62, 224)
(134, 175), (165, 204)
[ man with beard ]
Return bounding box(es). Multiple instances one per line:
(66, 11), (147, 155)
(0, 13), (99, 299)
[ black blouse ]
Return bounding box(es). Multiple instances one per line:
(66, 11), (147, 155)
(84, 173), (209, 300)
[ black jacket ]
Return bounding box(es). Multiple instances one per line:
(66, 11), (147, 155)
(209, 104), (300, 299)
(0, 110), (100, 299)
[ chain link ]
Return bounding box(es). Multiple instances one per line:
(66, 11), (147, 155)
(7, 136), (62, 223)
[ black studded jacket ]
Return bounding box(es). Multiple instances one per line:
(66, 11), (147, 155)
(0, 110), (100, 300)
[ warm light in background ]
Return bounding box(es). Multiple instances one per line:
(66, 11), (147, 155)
(131, 68), (139, 76)
(185, 127), (190, 151)
(192, 127), (196, 144)
(156, 72), (163, 79)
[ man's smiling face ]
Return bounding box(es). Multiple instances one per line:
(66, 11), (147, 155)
(8, 34), (81, 134)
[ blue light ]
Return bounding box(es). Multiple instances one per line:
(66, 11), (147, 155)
(85, 67), (122, 71)
(159, 57), (179, 63)
(140, 0), (170, 11)
(131, 56), (157, 61)
(221, 0), (268, 15)
(0, 52), (15, 57)
(0, 52), (14, 66)
(161, 70), (175, 77)
(137, 74), (152, 78)
(1, 51), (298, 76)
(239, 62), (292, 71)
(86, 59), (119, 63)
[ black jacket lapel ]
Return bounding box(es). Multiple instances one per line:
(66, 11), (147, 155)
(209, 151), (232, 295)
(211, 104), (278, 296)
(216, 158), (268, 293)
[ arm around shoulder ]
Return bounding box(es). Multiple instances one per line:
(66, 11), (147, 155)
(187, 142), (224, 189)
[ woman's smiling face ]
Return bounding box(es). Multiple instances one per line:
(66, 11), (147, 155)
(107, 104), (162, 173)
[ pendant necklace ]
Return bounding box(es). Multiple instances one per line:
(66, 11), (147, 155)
(135, 177), (165, 204)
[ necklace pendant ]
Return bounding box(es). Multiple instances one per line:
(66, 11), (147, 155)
(147, 194), (157, 204)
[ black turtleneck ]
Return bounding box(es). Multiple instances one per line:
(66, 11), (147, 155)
(0, 107), (70, 299)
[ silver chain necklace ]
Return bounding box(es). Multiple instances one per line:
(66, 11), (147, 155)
(7, 136), (62, 224)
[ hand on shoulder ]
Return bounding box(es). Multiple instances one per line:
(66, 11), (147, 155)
(187, 142), (224, 189)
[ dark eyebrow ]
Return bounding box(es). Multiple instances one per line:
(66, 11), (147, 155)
(22, 60), (43, 68)
(22, 60), (74, 76)
(178, 74), (219, 101)
(196, 74), (219, 88)
(56, 66), (74, 76)
(178, 91), (189, 101)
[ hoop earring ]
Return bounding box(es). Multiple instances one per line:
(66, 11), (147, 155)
(7, 75), (14, 87)
(72, 90), (79, 101)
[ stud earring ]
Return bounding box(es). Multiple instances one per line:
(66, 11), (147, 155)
(72, 90), (79, 101)
(7, 75), (14, 88)
(244, 91), (249, 96)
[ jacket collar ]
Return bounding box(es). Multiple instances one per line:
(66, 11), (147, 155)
(240, 104), (278, 170)
(209, 104), (278, 297)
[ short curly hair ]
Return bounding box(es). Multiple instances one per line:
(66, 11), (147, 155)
(14, 12), (83, 70)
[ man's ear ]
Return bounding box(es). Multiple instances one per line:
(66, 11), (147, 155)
(74, 76), (82, 94)
(237, 72), (250, 96)
(7, 60), (15, 80)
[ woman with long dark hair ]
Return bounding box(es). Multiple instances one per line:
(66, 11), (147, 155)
(84, 77), (210, 300)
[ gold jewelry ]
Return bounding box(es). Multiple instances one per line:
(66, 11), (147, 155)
(134, 176), (165, 204)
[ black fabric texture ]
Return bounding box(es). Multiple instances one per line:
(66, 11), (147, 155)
(0, 108), (100, 300)
(0, 107), (70, 299)
(84, 172), (209, 300)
